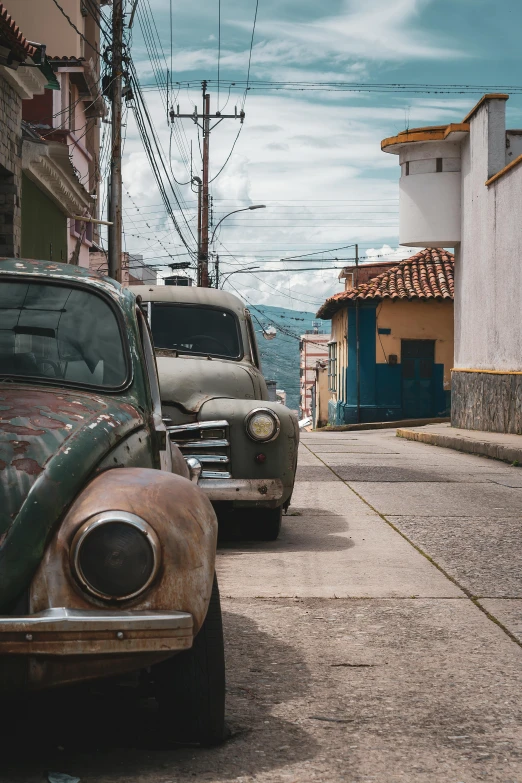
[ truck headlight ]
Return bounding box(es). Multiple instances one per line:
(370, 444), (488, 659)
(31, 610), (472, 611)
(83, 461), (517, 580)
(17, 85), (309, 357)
(71, 511), (160, 601)
(245, 408), (280, 442)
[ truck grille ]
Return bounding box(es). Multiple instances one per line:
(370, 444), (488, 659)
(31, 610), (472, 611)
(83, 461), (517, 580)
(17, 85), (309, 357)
(167, 420), (231, 479)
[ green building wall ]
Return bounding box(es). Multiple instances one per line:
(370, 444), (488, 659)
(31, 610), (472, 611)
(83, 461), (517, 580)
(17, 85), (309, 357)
(21, 174), (68, 262)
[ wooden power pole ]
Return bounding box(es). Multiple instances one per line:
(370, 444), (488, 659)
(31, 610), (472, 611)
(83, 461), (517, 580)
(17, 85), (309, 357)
(201, 85), (210, 287)
(108, 0), (123, 281)
(172, 81), (244, 287)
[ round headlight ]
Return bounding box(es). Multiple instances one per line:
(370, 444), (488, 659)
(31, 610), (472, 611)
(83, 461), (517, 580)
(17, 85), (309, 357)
(71, 512), (160, 601)
(245, 408), (280, 442)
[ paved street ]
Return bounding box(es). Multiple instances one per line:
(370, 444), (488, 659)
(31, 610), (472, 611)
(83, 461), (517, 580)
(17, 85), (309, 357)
(2, 429), (522, 782)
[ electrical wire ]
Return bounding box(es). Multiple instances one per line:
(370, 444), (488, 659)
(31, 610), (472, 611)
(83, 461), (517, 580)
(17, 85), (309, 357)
(209, 126), (242, 183)
(49, 0), (101, 56)
(141, 79), (522, 96)
(127, 57), (197, 253)
(242, 0), (259, 111)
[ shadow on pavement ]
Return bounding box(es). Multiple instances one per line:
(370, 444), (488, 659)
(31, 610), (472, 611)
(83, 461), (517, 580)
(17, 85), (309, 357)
(217, 507), (354, 553)
(0, 610), (318, 782)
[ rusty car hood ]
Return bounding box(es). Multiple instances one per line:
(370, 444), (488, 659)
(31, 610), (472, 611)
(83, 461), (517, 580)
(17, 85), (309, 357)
(0, 384), (144, 610)
(156, 353), (258, 413)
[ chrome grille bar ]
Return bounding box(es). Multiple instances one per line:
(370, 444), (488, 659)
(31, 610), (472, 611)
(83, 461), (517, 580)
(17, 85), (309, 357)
(167, 420), (231, 479)
(173, 439), (229, 449)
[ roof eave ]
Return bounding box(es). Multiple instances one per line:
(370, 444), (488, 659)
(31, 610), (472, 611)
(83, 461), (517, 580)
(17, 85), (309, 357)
(381, 122), (470, 154)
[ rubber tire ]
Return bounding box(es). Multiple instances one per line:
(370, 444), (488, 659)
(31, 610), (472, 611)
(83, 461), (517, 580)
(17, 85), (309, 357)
(252, 506), (282, 541)
(153, 574), (227, 745)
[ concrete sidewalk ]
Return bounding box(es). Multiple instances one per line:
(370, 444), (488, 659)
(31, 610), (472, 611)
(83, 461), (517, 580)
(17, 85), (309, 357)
(316, 416), (449, 432)
(397, 422), (522, 464)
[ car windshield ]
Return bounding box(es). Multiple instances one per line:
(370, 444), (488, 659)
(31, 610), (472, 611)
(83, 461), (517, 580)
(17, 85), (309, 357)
(0, 280), (128, 388)
(150, 303), (242, 359)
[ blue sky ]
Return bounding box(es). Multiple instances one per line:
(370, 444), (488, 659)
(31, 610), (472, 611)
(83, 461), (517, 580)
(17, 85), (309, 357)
(121, 0), (522, 312)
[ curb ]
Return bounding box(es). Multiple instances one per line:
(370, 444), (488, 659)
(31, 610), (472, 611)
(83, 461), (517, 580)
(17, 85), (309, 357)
(315, 417), (450, 433)
(396, 428), (522, 465)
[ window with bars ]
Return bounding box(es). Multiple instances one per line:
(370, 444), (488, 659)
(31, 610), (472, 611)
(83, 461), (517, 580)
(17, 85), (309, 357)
(328, 341), (337, 392)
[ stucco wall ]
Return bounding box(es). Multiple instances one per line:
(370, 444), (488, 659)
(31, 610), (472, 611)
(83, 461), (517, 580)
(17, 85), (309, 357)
(376, 299), (454, 388)
(457, 100), (522, 372)
(328, 299), (453, 425)
(11, 0), (84, 58)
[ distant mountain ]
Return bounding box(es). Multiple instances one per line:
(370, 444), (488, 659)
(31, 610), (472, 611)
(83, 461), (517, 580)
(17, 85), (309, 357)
(249, 304), (330, 412)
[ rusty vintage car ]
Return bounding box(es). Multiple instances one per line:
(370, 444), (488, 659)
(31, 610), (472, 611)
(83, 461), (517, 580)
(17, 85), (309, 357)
(130, 284), (299, 541)
(0, 259), (225, 745)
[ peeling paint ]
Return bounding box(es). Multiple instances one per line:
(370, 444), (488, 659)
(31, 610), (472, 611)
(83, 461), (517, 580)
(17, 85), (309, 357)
(12, 458), (43, 476)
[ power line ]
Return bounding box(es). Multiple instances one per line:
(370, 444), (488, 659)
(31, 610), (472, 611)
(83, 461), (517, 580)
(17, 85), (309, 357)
(242, 0), (259, 110)
(141, 79), (522, 96)
(49, 0), (101, 56)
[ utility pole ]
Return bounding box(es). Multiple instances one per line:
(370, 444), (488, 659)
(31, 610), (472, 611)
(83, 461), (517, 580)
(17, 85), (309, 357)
(171, 82), (245, 287)
(201, 83), (210, 287)
(108, 0), (123, 281)
(355, 243), (360, 424)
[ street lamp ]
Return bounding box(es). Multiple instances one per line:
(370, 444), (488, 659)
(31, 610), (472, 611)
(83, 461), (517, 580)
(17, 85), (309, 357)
(210, 204), (266, 246)
(219, 266), (260, 288)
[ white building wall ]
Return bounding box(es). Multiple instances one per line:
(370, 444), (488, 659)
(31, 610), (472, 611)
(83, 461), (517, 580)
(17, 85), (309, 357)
(457, 99), (522, 372)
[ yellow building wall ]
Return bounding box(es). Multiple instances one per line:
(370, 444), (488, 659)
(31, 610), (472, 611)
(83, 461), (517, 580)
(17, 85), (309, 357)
(330, 298), (454, 397)
(375, 299), (454, 386)
(331, 308), (347, 403)
(314, 366), (330, 427)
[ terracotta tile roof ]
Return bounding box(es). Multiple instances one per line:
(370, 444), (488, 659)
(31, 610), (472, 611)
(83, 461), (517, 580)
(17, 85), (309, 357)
(49, 56), (86, 65)
(316, 248), (454, 319)
(0, 3), (36, 61)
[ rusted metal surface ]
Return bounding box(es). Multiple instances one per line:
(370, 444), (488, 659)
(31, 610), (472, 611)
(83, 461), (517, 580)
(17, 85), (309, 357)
(0, 385), (145, 611)
(199, 477), (285, 503)
(0, 259), (221, 694)
(0, 607), (193, 655)
(30, 467), (217, 636)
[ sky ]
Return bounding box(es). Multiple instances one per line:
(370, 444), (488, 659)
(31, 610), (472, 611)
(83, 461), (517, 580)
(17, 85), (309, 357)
(118, 0), (522, 313)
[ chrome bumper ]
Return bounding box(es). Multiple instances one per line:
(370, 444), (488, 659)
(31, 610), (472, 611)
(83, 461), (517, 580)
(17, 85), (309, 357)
(0, 607), (193, 656)
(199, 477), (284, 502)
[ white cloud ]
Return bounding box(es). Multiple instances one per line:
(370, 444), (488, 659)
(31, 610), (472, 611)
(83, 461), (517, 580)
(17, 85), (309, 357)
(122, 0), (476, 310)
(232, 0), (468, 65)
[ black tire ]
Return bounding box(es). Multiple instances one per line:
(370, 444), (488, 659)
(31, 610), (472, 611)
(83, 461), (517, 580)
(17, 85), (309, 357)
(153, 574), (227, 745)
(252, 506), (282, 541)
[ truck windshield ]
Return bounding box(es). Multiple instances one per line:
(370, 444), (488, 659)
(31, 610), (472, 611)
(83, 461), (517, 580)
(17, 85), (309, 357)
(150, 303), (242, 359)
(0, 280), (128, 388)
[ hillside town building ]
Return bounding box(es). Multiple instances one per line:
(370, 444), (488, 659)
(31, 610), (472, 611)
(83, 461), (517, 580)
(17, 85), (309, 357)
(10, 0), (106, 266)
(317, 249), (454, 425)
(382, 94), (522, 434)
(299, 323), (330, 418)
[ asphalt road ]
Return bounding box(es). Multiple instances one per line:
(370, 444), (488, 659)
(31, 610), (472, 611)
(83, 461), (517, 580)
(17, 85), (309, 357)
(2, 429), (522, 782)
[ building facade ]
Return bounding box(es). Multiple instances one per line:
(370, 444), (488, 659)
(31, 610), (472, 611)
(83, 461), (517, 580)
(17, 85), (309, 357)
(12, 0), (106, 266)
(0, 4), (54, 257)
(299, 324), (330, 417)
(382, 94), (522, 434)
(317, 249), (454, 426)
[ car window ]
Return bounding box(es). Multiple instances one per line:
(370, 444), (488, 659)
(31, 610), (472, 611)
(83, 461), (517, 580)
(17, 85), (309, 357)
(0, 280), (128, 388)
(137, 308), (162, 417)
(150, 303), (242, 360)
(245, 311), (261, 369)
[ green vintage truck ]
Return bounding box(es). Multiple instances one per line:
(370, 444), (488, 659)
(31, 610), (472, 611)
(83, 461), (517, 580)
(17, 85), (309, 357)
(0, 259), (225, 745)
(130, 284), (299, 540)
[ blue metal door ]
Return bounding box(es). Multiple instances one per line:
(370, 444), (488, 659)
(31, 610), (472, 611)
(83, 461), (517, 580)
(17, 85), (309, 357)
(401, 340), (435, 419)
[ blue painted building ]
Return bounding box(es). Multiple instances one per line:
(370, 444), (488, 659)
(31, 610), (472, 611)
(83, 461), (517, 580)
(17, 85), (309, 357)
(316, 249), (454, 425)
